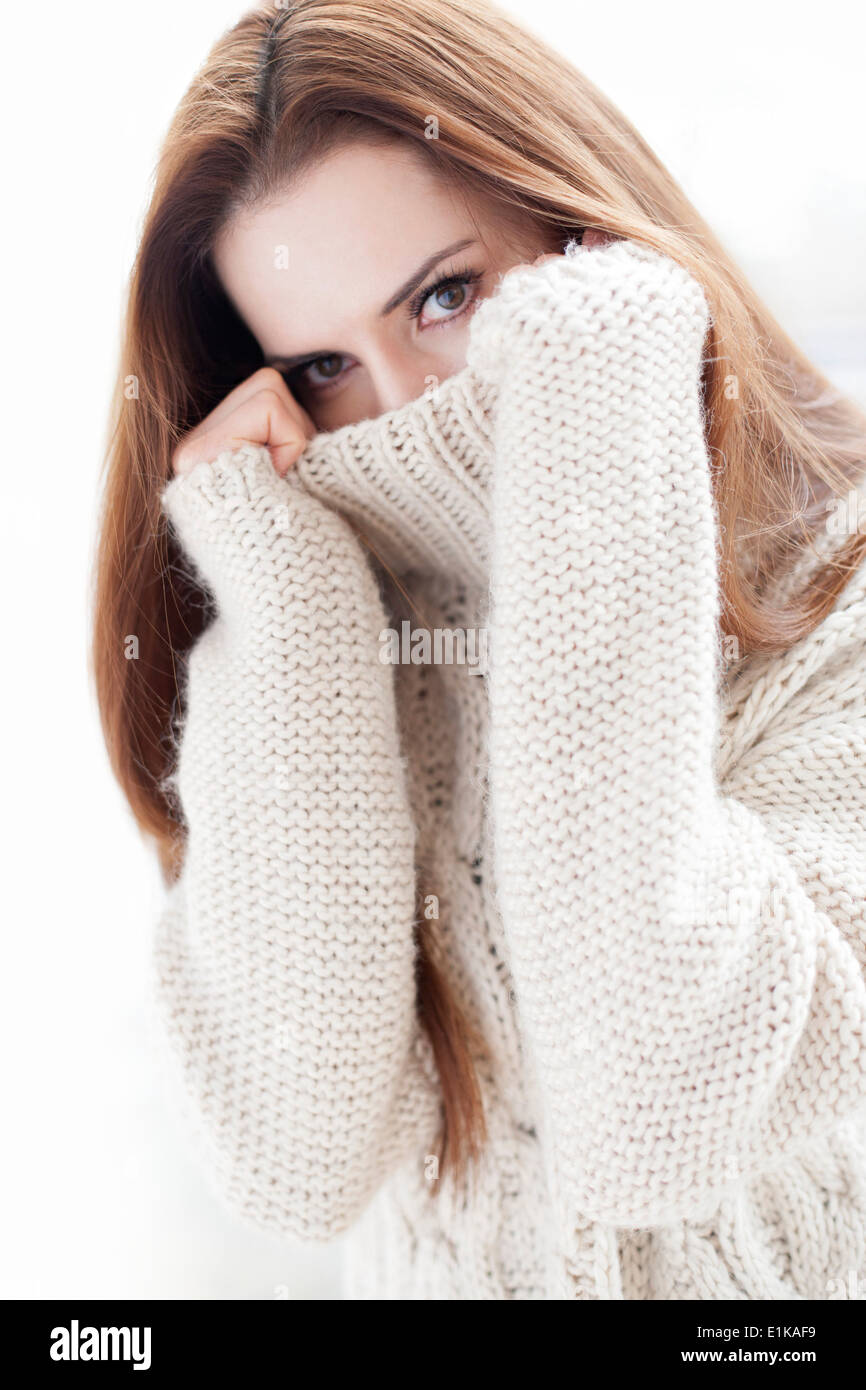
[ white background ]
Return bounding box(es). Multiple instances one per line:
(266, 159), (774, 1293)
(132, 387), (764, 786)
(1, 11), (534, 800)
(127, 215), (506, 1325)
(2, 0), (863, 1299)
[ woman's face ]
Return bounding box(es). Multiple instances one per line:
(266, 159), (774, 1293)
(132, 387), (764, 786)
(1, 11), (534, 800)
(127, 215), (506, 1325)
(213, 138), (561, 432)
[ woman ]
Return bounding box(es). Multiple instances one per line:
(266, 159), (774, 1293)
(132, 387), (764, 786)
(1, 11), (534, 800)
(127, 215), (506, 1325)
(91, 0), (866, 1299)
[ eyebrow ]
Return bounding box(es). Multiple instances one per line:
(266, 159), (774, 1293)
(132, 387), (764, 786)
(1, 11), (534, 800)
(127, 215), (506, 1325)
(379, 237), (476, 315)
(265, 237), (477, 372)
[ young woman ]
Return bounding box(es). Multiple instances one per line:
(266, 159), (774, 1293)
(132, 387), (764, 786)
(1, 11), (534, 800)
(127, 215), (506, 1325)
(91, 0), (866, 1299)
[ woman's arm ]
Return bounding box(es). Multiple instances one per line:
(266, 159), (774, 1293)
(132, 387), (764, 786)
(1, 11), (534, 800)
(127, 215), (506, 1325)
(154, 443), (440, 1240)
(468, 239), (866, 1229)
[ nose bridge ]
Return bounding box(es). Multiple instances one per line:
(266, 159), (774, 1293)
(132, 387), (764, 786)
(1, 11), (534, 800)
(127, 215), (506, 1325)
(362, 335), (434, 414)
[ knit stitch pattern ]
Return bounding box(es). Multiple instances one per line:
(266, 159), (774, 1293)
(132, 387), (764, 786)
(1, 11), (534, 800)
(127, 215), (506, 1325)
(155, 238), (866, 1299)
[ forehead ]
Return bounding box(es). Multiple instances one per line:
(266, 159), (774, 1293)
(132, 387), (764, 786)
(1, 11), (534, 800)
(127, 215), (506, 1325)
(212, 141), (490, 350)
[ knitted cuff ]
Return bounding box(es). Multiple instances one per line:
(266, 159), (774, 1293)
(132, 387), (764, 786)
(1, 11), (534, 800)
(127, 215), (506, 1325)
(465, 237), (710, 386)
(160, 441), (308, 613)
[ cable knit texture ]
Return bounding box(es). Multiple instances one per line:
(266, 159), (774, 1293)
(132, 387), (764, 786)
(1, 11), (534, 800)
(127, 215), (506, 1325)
(154, 238), (866, 1299)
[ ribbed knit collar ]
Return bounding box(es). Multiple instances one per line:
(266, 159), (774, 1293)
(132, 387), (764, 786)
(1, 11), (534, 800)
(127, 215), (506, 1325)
(294, 363), (496, 590)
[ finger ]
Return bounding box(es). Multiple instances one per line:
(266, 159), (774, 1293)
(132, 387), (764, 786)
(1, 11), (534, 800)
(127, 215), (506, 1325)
(173, 368), (315, 475)
(173, 387), (310, 478)
(581, 228), (615, 250)
(178, 366), (315, 451)
(501, 252), (563, 284)
(216, 367), (303, 431)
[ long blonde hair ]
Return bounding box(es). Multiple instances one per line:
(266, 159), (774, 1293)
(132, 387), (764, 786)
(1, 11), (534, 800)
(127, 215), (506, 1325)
(91, 0), (866, 1191)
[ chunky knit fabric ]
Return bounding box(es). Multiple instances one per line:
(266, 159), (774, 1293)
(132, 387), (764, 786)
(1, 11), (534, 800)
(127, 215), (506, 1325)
(154, 238), (866, 1299)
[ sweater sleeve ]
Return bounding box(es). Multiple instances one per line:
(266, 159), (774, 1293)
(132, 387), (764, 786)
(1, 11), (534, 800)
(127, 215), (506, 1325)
(154, 443), (440, 1241)
(467, 238), (866, 1230)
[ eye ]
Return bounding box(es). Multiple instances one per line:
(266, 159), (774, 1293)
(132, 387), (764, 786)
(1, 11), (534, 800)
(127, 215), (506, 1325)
(410, 269), (483, 328)
(287, 352), (354, 395)
(299, 354), (347, 387)
(422, 280), (468, 322)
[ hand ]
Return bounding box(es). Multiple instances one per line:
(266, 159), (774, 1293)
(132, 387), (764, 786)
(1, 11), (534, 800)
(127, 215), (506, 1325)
(575, 228), (616, 252)
(505, 228), (617, 280)
(171, 366), (317, 479)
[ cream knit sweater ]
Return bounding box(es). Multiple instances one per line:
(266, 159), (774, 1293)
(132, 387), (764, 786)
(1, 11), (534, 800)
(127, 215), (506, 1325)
(155, 239), (866, 1299)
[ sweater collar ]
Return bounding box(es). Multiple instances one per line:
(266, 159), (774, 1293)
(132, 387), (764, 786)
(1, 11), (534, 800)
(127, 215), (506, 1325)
(294, 363), (496, 589)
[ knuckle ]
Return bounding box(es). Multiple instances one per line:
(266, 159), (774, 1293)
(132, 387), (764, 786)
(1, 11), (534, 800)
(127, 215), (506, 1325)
(257, 385), (290, 414)
(254, 366), (287, 391)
